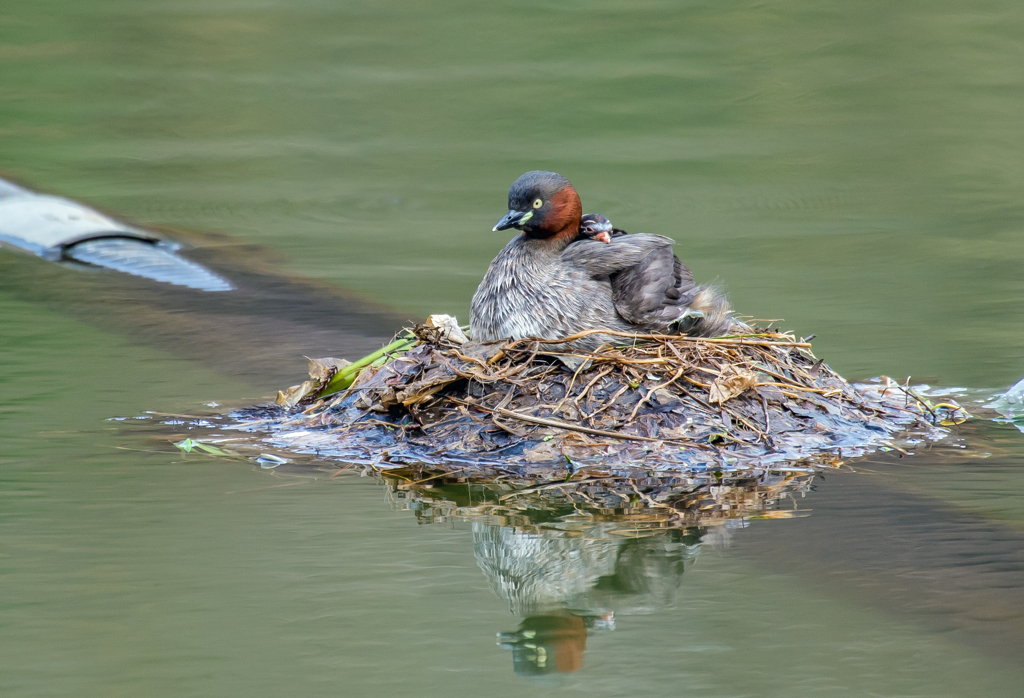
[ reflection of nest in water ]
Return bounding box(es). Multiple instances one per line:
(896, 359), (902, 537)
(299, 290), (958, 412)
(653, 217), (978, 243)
(384, 472), (811, 618)
(232, 324), (952, 477)
(383, 469), (815, 534)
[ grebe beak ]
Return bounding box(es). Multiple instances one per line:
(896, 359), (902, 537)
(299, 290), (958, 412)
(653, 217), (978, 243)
(492, 209), (532, 231)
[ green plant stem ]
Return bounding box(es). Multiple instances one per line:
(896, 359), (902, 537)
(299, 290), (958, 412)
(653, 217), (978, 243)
(319, 334), (417, 397)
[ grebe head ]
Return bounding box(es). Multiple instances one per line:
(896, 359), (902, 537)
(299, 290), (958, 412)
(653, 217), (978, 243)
(492, 170), (583, 241)
(578, 213), (614, 244)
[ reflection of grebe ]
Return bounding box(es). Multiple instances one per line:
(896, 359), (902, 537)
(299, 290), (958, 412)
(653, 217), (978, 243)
(497, 612), (605, 676)
(474, 522), (704, 674)
(473, 523), (703, 617)
(383, 474), (810, 675)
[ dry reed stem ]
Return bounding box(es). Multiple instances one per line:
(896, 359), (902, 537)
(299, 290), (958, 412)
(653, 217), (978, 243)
(628, 366), (687, 424)
(490, 406), (711, 448)
(583, 382), (632, 423)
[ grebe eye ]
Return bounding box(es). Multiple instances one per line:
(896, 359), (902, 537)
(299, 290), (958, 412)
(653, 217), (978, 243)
(532, 198), (543, 209)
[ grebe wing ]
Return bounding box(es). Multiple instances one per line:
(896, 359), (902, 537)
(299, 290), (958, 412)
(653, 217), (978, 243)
(561, 233), (675, 277)
(611, 246), (700, 326)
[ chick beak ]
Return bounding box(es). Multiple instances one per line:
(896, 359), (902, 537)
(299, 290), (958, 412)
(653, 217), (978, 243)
(492, 209), (533, 231)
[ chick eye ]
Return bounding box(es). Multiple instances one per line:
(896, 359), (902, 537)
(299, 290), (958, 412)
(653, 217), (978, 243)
(532, 198), (543, 209)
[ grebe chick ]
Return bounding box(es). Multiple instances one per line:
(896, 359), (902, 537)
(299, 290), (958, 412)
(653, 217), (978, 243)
(577, 213), (618, 244)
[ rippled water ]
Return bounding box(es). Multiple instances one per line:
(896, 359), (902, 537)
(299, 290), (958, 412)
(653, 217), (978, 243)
(3, 1), (1024, 695)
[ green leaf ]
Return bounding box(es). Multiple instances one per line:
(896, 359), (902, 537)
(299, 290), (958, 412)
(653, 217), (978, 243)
(174, 438), (231, 456)
(193, 442), (231, 456)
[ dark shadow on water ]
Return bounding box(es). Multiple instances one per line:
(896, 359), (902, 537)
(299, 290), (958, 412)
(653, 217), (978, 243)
(732, 444), (1024, 666)
(0, 225), (405, 391)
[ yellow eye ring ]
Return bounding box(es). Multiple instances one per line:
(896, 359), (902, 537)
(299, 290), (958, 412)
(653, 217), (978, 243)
(532, 198), (543, 209)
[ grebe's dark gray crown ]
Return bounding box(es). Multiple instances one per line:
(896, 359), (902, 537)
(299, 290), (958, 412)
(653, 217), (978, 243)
(507, 171), (569, 210)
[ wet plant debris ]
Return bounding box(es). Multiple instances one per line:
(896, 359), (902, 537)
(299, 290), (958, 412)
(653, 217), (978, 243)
(229, 315), (956, 477)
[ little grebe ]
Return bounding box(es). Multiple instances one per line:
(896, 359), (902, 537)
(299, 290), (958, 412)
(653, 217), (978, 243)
(469, 171), (734, 351)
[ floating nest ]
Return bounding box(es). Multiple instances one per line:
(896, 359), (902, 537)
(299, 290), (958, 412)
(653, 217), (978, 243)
(230, 317), (962, 479)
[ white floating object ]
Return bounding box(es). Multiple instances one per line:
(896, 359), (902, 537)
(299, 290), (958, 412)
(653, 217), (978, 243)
(985, 375), (1024, 434)
(0, 177), (232, 291)
(425, 314), (468, 344)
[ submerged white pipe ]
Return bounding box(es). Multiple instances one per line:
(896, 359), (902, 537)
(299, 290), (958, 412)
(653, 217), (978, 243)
(0, 177), (232, 291)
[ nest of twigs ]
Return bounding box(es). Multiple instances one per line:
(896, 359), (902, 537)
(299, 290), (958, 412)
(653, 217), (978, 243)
(231, 319), (956, 478)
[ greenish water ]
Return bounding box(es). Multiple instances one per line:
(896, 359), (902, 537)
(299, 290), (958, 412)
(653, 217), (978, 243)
(3, 1), (1024, 695)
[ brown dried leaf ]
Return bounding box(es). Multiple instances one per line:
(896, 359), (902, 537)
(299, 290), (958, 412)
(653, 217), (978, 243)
(659, 424), (694, 440)
(523, 438), (562, 462)
(708, 365), (757, 404)
(348, 365), (381, 390)
(396, 364), (461, 406)
(307, 357), (351, 383)
(275, 380), (320, 408)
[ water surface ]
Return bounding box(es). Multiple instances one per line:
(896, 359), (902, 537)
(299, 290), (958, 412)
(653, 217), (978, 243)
(3, 1), (1024, 695)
